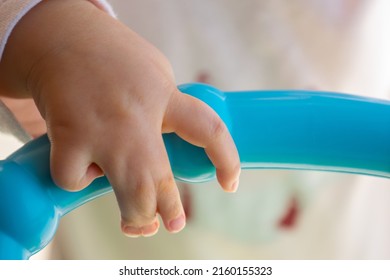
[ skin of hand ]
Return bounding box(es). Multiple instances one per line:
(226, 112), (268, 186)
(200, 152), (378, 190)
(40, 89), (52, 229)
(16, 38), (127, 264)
(0, 0), (240, 237)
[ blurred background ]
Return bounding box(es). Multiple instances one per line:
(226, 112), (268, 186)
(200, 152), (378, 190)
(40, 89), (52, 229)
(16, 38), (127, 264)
(3, 0), (390, 259)
(49, 0), (390, 259)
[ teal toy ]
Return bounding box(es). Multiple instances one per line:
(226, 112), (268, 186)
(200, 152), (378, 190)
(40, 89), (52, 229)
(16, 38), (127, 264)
(0, 83), (389, 259)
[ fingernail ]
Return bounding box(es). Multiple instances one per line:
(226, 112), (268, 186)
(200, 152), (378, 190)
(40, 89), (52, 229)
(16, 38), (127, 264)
(230, 179), (239, 193)
(141, 220), (159, 237)
(168, 215), (186, 233)
(123, 226), (142, 238)
(123, 220), (159, 238)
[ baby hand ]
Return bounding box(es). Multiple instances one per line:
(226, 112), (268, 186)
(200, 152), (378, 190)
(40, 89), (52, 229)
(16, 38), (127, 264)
(0, 0), (240, 237)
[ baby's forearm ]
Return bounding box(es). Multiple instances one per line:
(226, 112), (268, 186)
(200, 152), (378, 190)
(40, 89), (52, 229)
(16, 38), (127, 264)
(0, 0), (115, 60)
(0, 0), (41, 60)
(0, 0), (115, 98)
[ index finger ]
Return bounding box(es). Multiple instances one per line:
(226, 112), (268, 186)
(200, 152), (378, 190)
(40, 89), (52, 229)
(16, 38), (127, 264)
(164, 92), (241, 192)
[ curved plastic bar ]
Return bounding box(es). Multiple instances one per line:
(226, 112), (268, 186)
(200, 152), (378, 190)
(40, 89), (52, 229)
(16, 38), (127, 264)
(0, 83), (389, 259)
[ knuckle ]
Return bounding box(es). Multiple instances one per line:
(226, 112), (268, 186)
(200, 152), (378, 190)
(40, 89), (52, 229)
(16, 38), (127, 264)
(157, 174), (176, 195)
(131, 178), (155, 202)
(121, 181), (157, 226)
(208, 116), (227, 141)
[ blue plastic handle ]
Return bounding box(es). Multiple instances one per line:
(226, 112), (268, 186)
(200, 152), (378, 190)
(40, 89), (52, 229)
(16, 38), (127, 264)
(0, 83), (389, 259)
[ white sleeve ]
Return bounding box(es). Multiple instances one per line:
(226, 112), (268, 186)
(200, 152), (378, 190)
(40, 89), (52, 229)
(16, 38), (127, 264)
(0, 0), (42, 61)
(88, 0), (116, 17)
(0, 0), (116, 61)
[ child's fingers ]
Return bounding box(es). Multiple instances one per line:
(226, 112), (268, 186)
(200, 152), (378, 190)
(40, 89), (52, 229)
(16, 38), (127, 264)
(150, 135), (186, 233)
(110, 172), (159, 238)
(99, 130), (185, 237)
(165, 92), (241, 192)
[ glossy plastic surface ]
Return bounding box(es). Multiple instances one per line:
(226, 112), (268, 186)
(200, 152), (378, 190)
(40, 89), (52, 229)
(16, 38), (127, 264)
(0, 83), (389, 259)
